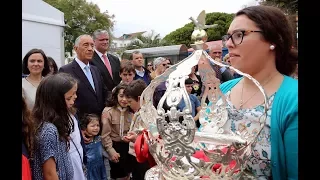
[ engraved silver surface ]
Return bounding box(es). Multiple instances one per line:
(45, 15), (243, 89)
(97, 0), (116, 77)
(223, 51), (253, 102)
(140, 10), (269, 180)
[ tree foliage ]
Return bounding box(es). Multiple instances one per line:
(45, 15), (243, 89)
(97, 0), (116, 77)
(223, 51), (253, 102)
(44, 0), (114, 54)
(125, 30), (172, 50)
(259, 0), (298, 47)
(259, 0), (298, 14)
(163, 12), (234, 47)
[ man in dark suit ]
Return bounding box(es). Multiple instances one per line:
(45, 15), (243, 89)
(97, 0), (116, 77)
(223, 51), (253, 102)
(59, 34), (108, 117)
(91, 29), (121, 91)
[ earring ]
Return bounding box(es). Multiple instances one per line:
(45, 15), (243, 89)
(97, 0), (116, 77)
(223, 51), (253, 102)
(270, 45), (275, 50)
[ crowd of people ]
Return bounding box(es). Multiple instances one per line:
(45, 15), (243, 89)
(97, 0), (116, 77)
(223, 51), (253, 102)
(22, 5), (298, 180)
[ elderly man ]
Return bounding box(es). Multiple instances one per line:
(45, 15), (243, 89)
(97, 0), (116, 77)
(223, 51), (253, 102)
(150, 57), (170, 107)
(150, 57), (169, 79)
(59, 34), (108, 117)
(59, 34), (108, 180)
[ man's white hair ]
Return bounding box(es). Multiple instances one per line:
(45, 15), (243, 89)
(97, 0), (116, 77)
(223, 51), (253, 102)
(74, 34), (92, 46)
(153, 57), (167, 70)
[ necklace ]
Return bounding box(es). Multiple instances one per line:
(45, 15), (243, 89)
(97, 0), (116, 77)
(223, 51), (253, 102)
(25, 76), (42, 88)
(239, 74), (277, 109)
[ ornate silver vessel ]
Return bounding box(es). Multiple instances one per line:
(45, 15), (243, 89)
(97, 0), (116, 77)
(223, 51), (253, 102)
(140, 10), (269, 180)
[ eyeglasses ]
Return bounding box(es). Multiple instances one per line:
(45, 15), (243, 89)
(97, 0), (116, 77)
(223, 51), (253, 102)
(222, 30), (263, 46)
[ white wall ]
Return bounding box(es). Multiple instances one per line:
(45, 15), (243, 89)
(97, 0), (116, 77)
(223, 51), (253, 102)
(22, 0), (65, 68)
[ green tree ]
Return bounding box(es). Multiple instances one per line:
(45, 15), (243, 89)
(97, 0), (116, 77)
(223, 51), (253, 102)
(258, 0), (298, 47)
(259, 0), (297, 14)
(125, 30), (172, 50)
(44, 0), (114, 54)
(163, 12), (234, 47)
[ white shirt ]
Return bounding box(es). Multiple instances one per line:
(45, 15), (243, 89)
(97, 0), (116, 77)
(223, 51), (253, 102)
(69, 114), (86, 180)
(135, 68), (145, 77)
(75, 57), (90, 74)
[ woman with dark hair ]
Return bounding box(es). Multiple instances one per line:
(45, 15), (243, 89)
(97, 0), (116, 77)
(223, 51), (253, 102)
(47, 56), (58, 75)
(101, 83), (134, 180)
(22, 95), (34, 180)
(32, 73), (77, 180)
(22, 48), (50, 110)
(204, 5), (297, 179)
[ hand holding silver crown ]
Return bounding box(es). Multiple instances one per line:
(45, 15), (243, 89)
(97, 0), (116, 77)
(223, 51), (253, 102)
(140, 10), (269, 180)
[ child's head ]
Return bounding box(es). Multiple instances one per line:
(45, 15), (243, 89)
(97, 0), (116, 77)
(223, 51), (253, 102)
(106, 83), (128, 108)
(33, 73), (78, 142)
(119, 60), (135, 84)
(185, 78), (194, 94)
(123, 79), (147, 112)
(81, 113), (100, 137)
(61, 73), (78, 113)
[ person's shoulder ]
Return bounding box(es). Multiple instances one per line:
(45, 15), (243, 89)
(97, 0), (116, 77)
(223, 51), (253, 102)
(220, 78), (242, 93)
(189, 94), (198, 100)
(59, 60), (74, 71)
(282, 75), (298, 90)
(38, 122), (59, 139)
(103, 106), (114, 113)
(277, 75), (298, 107)
(108, 53), (120, 60)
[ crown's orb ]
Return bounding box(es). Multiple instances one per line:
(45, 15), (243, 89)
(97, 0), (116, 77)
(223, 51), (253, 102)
(191, 29), (208, 44)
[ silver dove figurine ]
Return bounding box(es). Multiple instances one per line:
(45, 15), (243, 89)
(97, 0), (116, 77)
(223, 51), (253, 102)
(190, 10), (218, 46)
(189, 10), (218, 30)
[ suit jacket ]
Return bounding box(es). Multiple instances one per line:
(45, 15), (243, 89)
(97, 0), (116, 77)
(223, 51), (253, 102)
(90, 51), (121, 91)
(59, 60), (108, 117)
(209, 63), (234, 83)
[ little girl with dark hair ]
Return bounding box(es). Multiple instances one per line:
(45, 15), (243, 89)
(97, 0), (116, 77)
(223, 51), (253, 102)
(101, 83), (134, 180)
(80, 114), (107, 180)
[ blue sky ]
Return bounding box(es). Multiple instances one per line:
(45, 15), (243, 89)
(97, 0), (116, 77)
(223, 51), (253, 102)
(87, 0), (258, 38)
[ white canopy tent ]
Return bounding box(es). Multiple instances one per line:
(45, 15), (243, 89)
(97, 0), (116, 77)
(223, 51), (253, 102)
(22, 0), (66, 68)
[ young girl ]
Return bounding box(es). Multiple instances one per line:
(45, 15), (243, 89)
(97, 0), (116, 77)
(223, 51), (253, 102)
(80, 114), (107, 180)
(64, 75), (87, 180)
(101, 83), (133, 180)
(32, 73), (75, 180)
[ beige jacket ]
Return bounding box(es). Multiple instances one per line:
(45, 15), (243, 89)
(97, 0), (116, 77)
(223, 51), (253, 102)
(101, 106), (133, 157)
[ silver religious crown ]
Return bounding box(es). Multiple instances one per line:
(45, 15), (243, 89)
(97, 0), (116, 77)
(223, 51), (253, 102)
(140, 10), (269, 180)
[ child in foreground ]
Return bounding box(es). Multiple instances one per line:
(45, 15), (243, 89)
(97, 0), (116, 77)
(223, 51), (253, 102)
(81, 114), (107, 180)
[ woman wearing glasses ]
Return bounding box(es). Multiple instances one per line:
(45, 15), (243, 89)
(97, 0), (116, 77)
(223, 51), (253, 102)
(205, 5), (297, 180)
(146, 62), (154, 74)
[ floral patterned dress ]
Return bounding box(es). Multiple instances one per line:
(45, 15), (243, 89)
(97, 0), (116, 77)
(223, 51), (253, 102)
(226, 91), (274, 179)
(199, 91), (275, 179)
